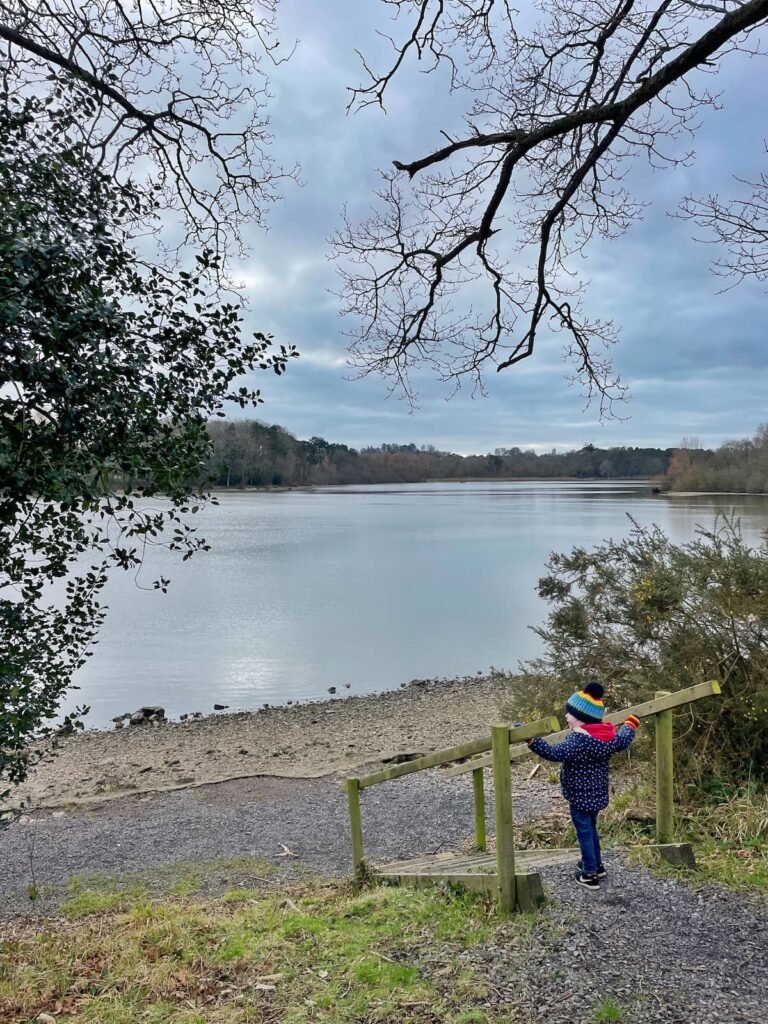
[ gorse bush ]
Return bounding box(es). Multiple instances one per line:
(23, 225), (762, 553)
(504, 515), (768, 781)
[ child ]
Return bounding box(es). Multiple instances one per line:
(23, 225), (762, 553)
(527, 681), (640, 889)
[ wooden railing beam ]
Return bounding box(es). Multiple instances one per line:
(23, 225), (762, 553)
(492, 724), (516, 914)
(445, 680), (721, 779)
(356, 736), (491, 789)
(354, 716), (559, 789)
(347, 778), (365, 875)
(472, 768), (487, 852)
(508, 717), (560, 742)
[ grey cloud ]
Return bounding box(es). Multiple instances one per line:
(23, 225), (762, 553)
(228, 1), (767, 455)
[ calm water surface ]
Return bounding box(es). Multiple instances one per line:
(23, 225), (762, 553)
(63, 482), (768, 727)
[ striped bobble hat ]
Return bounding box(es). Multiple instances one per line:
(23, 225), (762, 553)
(565, 681), (606, 723)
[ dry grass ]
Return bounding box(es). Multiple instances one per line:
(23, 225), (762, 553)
(595, 774), (768, 894)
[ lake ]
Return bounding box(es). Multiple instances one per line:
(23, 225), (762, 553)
(61, 481), (768, 728)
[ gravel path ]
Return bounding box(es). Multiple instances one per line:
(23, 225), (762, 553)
(1, 767), (534, 914)
(476, 859), (768, 1023)
(1, 769), (766, 1024)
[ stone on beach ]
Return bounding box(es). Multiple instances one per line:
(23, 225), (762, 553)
(128, 706), (166, 726)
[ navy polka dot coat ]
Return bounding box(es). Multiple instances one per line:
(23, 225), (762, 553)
(529, 725), (636, 812)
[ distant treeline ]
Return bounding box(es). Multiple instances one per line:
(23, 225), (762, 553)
(205, 420), (674, 487)
(664, 425), (768, 494)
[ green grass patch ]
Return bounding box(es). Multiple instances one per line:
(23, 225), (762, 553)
(62, 886), (144, 919)
(60, 855), (279, 917)
(451, 1013), (493, 1024)
(590, 998), (624, 1022)
(0, 873), (537, 1024)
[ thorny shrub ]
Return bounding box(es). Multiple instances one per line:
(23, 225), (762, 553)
(503, 514), (768, 783)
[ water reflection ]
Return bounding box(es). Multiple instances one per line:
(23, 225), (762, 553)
(61, 482), (768, 727)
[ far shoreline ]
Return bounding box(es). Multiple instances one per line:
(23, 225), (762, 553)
(210, 477), (658, 491)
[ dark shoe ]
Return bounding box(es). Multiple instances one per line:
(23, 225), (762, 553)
(577, 860), (607, 878)
(575, 870), (600, 889)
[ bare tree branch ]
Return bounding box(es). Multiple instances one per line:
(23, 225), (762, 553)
(336, 0), (768, 411)
(679, 153), (768, 284)
(0, 0), (297, 263)
(348, 0), (515, 111)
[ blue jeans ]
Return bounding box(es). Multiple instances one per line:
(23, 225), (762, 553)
(570, 806), (602, 875)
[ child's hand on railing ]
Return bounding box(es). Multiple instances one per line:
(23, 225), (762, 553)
(511, 721), (534, 745)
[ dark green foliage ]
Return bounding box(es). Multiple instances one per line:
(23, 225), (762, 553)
(0, 90), (296, 803)
(506, 515), (768, 781)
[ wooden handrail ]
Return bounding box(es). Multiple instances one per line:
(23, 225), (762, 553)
(347, 677), (722, 905)
(655, 690), (674, 843)
(352, 716), (560, 790)
(344, 716), (560, 876)
(492, 724), (516, 913)
(444, 679), (721, 779)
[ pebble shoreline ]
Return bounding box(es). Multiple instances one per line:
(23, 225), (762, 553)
(12, 673), (521, 809)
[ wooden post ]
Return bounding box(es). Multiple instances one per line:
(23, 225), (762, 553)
(655, 690), (674, 844)
(472, 767), (486, 852)
(491, 724), (516, 914)
(347, 777), (365, 875)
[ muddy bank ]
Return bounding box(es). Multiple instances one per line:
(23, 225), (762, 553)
(11, 674), (520, 809)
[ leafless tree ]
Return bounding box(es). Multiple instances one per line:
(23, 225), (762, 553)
(680, 153), (768, 285)
(333, 0), (768, 411)
(0, 0), (295, 260)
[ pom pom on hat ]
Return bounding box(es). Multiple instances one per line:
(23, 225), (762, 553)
(565, 680), (606, 723)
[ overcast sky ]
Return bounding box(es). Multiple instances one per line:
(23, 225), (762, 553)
(227, 0), (766, 455)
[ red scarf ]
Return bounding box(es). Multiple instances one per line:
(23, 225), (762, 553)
(580, 721), (617, 742)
